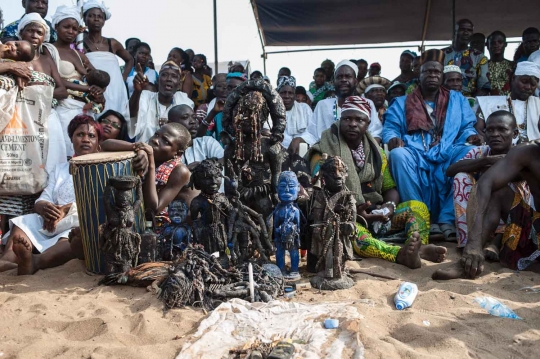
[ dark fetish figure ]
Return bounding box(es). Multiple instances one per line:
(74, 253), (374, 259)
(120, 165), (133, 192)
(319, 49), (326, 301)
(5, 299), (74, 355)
(309, 156), (356, 290)
(159, 200), (191, 260)
(100, 176), (143, 274)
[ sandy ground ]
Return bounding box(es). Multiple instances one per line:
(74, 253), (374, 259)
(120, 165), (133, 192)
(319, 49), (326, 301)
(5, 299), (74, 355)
(1, 243), (540, 359)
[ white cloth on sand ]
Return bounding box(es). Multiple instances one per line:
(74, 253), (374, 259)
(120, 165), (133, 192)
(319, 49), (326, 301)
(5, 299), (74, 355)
(283, 101), (312, 148)
(128, 90), (194, 143)
(477, 95), (540, 142)
(4, 163), (77, 253)
(300, 97), (383, 145)
(86, 51), (130, 121)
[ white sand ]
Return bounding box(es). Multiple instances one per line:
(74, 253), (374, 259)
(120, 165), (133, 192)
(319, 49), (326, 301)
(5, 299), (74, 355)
(1, 244), (540, 358)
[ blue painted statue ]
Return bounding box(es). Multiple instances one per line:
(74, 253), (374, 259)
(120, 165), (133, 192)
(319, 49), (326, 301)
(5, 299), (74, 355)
(159, 199), (191, 260)
(272, 171), (301, 279)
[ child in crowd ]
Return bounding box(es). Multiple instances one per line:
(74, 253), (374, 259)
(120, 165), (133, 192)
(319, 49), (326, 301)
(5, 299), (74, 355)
(101, 123), (191, 230)
(67, 69), (110, 114)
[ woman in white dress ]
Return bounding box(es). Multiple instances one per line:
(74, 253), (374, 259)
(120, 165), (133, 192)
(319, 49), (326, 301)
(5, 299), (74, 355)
(82, 1), (133, 120)
(0, 115), (102, 275)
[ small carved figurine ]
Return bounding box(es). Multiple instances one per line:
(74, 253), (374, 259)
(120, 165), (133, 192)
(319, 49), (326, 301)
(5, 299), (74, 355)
(227, 160), (273, 264)
(100, 176), (143, 274)
(159, 199), (191, 260)
(309, 156), (357, 290)
(190, 159), (231, 261)
(271, 171), (301, 279)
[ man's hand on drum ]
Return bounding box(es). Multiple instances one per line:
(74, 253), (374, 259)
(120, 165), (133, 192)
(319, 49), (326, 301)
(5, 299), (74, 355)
(133, 142), (153, 176)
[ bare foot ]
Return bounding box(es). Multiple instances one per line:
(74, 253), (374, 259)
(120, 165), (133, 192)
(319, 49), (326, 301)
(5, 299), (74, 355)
(396, 232), (422, 269)
(12, 236), (38, 275)
(0, 259), (17, 272)
(432, 262), (465, 280)
(483, 244), (500, 262)
(420, 244), (447, 263)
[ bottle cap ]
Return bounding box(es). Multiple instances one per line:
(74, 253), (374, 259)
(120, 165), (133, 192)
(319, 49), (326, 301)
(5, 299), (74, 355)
(395, 301), (406, 310)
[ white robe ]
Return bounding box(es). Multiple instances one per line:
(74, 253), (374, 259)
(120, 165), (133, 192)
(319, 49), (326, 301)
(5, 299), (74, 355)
(477, 96), (540, 142)
(129, 90), (194, 143)
(3, 163), (78, 253)
(283, 101), (313, 149)
(86, 51), (130, 121)
(300, 97), (383, 145)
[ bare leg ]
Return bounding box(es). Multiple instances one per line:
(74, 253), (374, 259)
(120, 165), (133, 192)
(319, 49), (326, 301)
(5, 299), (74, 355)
(419, 244), (447, 263)
(432, 187), (513, 280)
(484, 234), (502, 261)
(395, 232), (422, 269)
(13, 237), (74, 275)
(0, 225), (31, 272)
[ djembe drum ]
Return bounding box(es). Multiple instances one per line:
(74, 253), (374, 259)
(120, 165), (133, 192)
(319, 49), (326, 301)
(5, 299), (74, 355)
(70, 152), (145, 274)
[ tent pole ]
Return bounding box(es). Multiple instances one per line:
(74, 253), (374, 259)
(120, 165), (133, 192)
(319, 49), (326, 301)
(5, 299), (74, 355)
(213, 0), (218, 74)
(419, 0), (432, 53)
(451, 0), (456, 37)
(262, 51), (267, 75)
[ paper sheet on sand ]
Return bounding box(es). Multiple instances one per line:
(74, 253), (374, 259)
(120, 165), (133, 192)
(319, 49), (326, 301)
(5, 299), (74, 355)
(176, 299), (364, 359)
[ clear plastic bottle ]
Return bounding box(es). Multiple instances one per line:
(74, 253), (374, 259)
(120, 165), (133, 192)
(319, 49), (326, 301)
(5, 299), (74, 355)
(394, 282), (418, 310)
(473, 297), (522, 319)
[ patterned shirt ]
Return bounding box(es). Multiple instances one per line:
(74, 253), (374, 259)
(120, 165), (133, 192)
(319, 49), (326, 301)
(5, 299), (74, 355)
(443, 47), (490, 96)
(488, 60), (513, 96)
(0, 18), (58, 43)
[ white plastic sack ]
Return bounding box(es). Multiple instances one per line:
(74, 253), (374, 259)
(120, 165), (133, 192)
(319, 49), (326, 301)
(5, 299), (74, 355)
(0, 85), (52, 195)
(176, 299), (365, 359)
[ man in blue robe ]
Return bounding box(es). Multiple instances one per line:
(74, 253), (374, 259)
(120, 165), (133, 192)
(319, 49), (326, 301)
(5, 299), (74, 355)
(382, 49), (481, 240)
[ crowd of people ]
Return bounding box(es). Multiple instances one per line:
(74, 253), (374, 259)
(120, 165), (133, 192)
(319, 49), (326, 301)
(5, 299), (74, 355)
(0, 0), (540, 282)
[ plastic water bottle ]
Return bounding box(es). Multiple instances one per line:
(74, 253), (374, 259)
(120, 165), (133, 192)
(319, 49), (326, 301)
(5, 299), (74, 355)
(473, 297), (522, 320)
(394, 282), (418, 310)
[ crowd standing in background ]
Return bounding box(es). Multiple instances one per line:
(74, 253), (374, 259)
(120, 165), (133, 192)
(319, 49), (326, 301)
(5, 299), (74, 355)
(1, 0), (540, 283)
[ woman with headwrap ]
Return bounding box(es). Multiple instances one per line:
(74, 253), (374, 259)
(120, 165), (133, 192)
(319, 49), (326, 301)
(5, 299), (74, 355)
(307, 96), (447, 269)
(82, 0), (132, 120)
(0, 13), (67, 225)
(49, 5), (106, 156)
(276, 76), (313, 150)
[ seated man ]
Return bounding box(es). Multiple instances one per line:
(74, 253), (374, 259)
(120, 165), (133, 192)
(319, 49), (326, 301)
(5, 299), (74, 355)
(307, 96), (446, 270)
(289, 60), (382, 153)
(447, 110), (520, 248)
(383, 49), (480, 240)
(356, 76), (391, 123)
(476, 61), (540, 144)
(128, 61), (194, 143)
(387, 81), (407, 103)
(434, 139), (540, 280)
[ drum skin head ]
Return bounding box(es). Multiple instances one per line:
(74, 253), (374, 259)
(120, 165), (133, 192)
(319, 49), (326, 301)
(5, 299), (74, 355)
(70, 151), (136, 164)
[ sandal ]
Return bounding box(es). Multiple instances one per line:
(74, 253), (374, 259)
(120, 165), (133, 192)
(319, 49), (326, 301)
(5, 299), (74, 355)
(440, 223), (457, 242)
(430, 224), (442, 236)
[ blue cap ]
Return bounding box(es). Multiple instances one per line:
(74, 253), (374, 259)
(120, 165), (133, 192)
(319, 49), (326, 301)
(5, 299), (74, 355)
(395, 301), (407, 310)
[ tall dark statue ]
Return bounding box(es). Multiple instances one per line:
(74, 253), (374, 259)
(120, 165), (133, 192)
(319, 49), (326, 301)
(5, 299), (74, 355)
(222, 79), (287, 233)
(309, 156), (357, 290)
(100, 176), (143, 274)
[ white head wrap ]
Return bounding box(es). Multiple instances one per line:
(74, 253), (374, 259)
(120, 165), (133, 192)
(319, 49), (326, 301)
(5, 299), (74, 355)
(529, 50), (540, 65)
(365, 84), (386, 94)
(306, 91), (314, 102)
(16, 13), (50, 43)
(52, 5), (84, 28)
(83, 0), (112, 20)
(334, 60), (358, 77)
(515, 61), (540, 80)
(444, 65), (462, 74)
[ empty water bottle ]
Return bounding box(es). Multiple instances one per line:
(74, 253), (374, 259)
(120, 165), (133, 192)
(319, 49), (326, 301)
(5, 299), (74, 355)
(473, 297), (522, 320)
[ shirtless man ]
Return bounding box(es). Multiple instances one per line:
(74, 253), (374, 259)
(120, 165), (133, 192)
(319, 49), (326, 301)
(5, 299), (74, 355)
(434, 140), (540, 279)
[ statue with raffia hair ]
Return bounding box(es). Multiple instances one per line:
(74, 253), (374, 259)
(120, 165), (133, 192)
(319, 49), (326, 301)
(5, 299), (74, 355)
(309, 155), (357, 290)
